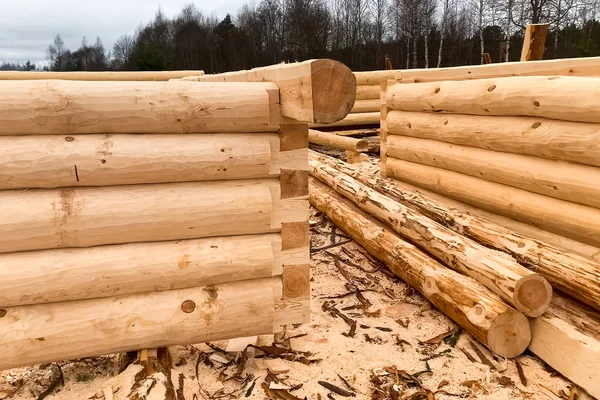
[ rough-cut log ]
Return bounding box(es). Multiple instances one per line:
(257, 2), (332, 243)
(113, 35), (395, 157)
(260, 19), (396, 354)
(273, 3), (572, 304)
(398, 56), (600, 83)
(0, 277), (282, 370)
(386, 135), (600, 208)
(356, 85), (380, 100)
(0, 80), (279, 135)
(0, 70), (204, 81)
(310, 151), (600, 312)
(387, 76), (600, 123)
(0, 233), (308, 307)
(354, 70), (398, 85)
(0, 133), (300, 189)
(310, 157), (551, 316)
(386, 110), (600, 168)
(308, 129), (372, 152)
(385, 158), (600, 247)
(521, 23), (549, 61)
(530, 294), (600, 399)
(0, 179), (307, 254)
(350, 99), (380, 113)
(179, 60), (356, 124)
(309, 178), (531, 357)
(310, 112), (380, 128)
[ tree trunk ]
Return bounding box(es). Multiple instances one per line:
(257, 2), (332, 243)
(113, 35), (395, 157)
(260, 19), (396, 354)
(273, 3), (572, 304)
(310, 151), (600, 313)
(309, 178), (531, 358)
(387, 76), (600, 124)
(309, 156), (552, 317)
(385, 110), (600, 168)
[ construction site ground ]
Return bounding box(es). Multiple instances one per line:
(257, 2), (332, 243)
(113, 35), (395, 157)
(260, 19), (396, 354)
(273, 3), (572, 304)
(0, 148), (575, 400)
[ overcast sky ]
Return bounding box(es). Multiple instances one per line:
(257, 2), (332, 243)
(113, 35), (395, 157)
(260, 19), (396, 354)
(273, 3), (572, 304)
(0, 0), (247, 66)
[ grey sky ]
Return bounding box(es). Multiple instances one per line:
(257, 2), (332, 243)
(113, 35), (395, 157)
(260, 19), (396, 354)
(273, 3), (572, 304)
(0, 0), (247, 65)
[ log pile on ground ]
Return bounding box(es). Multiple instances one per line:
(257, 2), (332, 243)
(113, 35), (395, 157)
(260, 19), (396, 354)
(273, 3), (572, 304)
(0, 59), (356, 373)
(309, 150), (600, 398)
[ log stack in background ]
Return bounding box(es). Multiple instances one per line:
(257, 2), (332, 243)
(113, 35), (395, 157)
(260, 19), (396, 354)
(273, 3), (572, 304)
(0, 59), (357, 371)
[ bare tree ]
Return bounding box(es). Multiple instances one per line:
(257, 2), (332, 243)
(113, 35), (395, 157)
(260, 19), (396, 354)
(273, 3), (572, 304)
(437, 0), (452, 66)
(113, 35), (134, 68)
(46, 34), (65, 70)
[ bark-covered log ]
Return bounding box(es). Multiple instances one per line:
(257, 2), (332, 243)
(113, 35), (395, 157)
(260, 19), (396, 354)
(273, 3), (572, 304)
(386, 135), (600, 208)
(309, 178), (531, 357)
(386, 110), (600, 168)
(309, 156), (552, 317)
(387, 76), (600, 124)
(310, 151), (600, 312)
(386, 157), (600, 248)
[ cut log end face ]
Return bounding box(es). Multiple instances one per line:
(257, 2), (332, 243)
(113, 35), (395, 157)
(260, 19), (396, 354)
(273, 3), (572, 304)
(487, 311), (531, 358)
(311, 60), (357, 124)
(513, 275), (553, 318)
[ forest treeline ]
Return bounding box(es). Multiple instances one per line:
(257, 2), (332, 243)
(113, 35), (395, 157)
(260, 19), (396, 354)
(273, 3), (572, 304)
(4, 0), (600, 73)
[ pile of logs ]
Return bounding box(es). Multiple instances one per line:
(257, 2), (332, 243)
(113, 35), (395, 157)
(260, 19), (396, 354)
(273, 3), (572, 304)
(0, 60), (355, 371)
(309, 151), (600, 398)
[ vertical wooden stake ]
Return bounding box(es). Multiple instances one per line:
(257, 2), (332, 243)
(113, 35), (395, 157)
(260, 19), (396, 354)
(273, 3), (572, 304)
(521, 24), (549, 61)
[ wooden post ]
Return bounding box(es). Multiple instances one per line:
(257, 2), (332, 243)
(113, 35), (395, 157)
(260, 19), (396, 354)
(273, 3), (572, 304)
(309, 178), (531, 358)
(483, 53), (492, 64)
(521, 23), (549, 61)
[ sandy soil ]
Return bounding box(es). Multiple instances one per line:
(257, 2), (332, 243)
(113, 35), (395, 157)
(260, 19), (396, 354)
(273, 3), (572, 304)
(0, 157), (578, 400)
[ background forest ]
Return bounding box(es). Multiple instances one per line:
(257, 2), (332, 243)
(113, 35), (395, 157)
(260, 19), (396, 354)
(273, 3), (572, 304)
(2, 0), (600, 73)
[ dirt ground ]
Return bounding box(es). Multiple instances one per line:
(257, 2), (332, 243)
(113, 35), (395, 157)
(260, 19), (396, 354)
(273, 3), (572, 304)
(0, 156), (578, 400)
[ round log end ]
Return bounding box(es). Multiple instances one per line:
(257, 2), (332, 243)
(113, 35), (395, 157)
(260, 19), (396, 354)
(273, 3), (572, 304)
(513, 274), (553, 317)
(487, 311), (531, 358)
(311, 59), (357, 124)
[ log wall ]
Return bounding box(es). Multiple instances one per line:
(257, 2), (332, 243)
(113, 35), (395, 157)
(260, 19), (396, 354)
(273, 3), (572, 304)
(0, 69), (316, 370)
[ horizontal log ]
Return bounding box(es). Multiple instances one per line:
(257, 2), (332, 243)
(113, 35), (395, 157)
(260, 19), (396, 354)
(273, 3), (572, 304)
(0, 80), (279, 135)
(354, 70), (398, 85)
(311, 151), (600, 312)
(386, 110), (600, 168)
(387, 76), (600, 123)
(350, 99), (380, 113)
(310, 155), (552, 317)
(0, 233), (308, 307)
(529, 294), (600, 398)
(0, 133), (306, 189)
(309, 178), (530, 358)
(308, 129), (372, 152)
(0, 70), (205, 81)
(179, 60), (356, 124)
(385, 158), (600, 247)
(356, 85), (380, 100)
(386, 135), (600, 208)
(0, 179), (308, 254)
(0, 277), (282, 370)
(310, 112), (380, 128)
(398, 56), (600, 83)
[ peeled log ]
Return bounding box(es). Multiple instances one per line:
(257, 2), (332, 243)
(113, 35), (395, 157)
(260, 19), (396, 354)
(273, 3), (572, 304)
(529, 294), (600, 398)
(180, 59), (356, 124)
(0, 133), (301, 190)
(354, 70), (398, 85)
(0, 70), (204, 81)
(0, 233), (308, 307)
(0, 179), (307, 254)
(310, 151), (600, 313)
(350, 99), (380, 113)
(308, 129), (372, 152)
(521, 24), (549, 61)
(387, 76), (600, 124)
(385, 158), (600, 247)
(309, 157), (551, 317)
(356, 85), (380, 100)
(0, 80), (279, 135)
(386, 135), (600, 209)
(309, 178), (531, 357)
(310, 112), (380, 128)
(399, 56), (600, 83)
(386, 110), (600, 168)
(0, 277), (281, 370)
